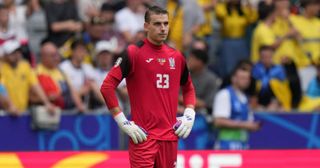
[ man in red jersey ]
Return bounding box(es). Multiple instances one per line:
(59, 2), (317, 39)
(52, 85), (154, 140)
(100, 5), (196, 167)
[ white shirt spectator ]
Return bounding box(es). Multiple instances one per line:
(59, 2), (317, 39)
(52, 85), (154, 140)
(115, 7), (144, 36)
(9, 5), (28, 41)
(77, 0), (106, 22)
(94, 68), (126, 88)
(213, 88), (248, 118)
(59, 60), (96, 92)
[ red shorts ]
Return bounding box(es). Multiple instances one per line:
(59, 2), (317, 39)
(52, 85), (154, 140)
(129, 138), (178, 168)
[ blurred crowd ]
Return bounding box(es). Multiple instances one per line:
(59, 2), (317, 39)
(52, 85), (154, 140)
(0, 0), (319, 117)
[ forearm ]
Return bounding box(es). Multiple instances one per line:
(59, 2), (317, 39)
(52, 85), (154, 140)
(70, 85), (85, 109)
(181, 82), (196, 107)
(50, 20), (79, 32)
(31, 85), (51, 105)
(214, 118), (250, 129)
(90, 81), (105, 104)
(100, 74), (121, 111)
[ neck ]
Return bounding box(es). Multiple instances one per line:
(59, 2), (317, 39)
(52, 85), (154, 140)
(71, 59), (81, 68)
(0, 23), (8, 30)
(231, 84), (241, 92)
(147, 37), (163, 46)
(5, 60), (17, 68)
(42, 63), (55, 70)
(264, 17), (274, 26)
(191, 67), (205, 75)
(129, 5), (139, 13)
(99, 65), (110, 71)
(304, 11), (314, 19)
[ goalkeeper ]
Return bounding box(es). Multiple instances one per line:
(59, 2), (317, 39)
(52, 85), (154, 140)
(100, 5), (196, 168)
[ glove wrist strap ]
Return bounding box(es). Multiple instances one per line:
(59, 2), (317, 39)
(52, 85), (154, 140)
(113, 112), (127, 125)
(184, 108), (195, 117)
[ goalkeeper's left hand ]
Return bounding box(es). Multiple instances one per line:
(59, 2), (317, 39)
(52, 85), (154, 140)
(173, 108), (195, 139)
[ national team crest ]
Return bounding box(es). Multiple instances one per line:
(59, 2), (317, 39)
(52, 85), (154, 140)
(157, 58), (166, 65)
(169, 57), (175, 69)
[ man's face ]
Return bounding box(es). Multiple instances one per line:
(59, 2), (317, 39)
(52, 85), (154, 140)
(260, 49), (274, 67)
(6, 50), (21, 67)
(233, 69), (251, 90)
(41, 43), (60, 68)
(275, 0), (290, 10)
(97, 51), (113, 68)
(89, 24), (106, 40)
(72, 45), (88, 62)
(187, 55), (203, 72)
(144, 13), (169, 44)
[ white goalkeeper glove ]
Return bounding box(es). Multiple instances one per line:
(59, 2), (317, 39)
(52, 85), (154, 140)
(173, 108), (195, 139)
(114, 112), (147, 144)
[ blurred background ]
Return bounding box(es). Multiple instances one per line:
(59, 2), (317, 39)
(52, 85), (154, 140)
(0, 0), (319, 167)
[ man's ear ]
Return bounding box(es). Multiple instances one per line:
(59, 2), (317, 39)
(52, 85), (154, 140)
(144, 22), (149, 32)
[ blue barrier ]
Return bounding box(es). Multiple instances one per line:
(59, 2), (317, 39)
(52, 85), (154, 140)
(0, 114), (119, 151)
(0, 112), (319, 151)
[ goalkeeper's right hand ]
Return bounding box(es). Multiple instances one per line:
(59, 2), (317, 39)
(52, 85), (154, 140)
(114, 112), (147, 144)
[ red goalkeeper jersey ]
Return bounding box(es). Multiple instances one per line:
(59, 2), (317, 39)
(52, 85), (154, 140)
(100, 39), (195, 141)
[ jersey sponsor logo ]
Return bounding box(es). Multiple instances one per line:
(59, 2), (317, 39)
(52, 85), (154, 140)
(169, 57), (175, 69)
(157, 58), (166, 65)
(114, 57), (122, 67)
(146, 58), (154, 63)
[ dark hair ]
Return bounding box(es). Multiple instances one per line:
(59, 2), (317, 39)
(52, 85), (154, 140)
(0, 4), (6, 10)
(230, 59), (252, 77)
(40, 37), (53, 46)
(259, 45), (275, 53)
(258, 1), (275, 20)
(190, 49), (209, 64)
(226, 1), (244, 16)
(301, 0), (320, 8)
(70, 39), (87, 50)
(101, 3), (114, 12)
(145, 5), (168, 23)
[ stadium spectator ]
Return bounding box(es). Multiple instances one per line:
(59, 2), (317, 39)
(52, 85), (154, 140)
(59, 40), (104, 109)
(0, 40), (55, 115)
(36, 41), (86, 112)
(270, 0), (300, 65)
(215, 0), (257, 77)
(252, 46), (320, 112)
(60, 16), (109, 64)
(252, 45), (289, 111)
(26, 0), (47, 58)
(2, 0), (28, 42)
(77, 0), (105, 22)
(166, 0), (204, 51)
(91, 40), (127, 109)
(115, 0), (145, 43)
(187, 49), (221, 114)
(100, 3), (126, 54)
(195, 0), (216, 39)
(45, 0), (82, 48)
(251, 1), (287, 63)
(0, 4), (16, 50)
(290, 0), (320, 91)
(213, 60), (261, 150)
(220, 60), (258, 109)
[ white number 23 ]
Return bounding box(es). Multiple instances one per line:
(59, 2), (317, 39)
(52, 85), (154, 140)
(156, 74), (169, 89)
